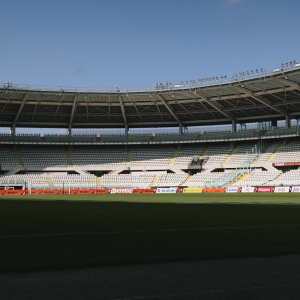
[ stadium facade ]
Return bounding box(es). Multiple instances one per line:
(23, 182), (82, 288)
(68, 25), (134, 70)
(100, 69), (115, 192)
(1, 62), (300, 191)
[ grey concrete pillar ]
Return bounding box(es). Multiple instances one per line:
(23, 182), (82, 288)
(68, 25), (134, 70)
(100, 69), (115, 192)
(232, 120), (236, 132)
(125, 125), (129, 136)
(68, 126), (72, 136)
(285, 116), (290, 129)
(10, 126), (15, 136)
(179, 124), (183, 135)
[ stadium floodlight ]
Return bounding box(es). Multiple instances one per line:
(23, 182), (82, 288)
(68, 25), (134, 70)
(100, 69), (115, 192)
(281, 63), (284, 69)
(294, 60), (296, 65)
(216, 77), (218, 81)
(251, 70), (254, 74)
(242, 72), (245, 76)
(224, 76), (227, 80)
(286, 62), (289, 67)
(186, 81), (188, 85)
(256, 69), (259, 73)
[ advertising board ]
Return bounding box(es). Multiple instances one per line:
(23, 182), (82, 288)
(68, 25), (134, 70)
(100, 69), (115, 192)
(94, 189), (110, 194)
(132, 189), (155, 193)
(203, 188), (225, 193)
(111, 188), (132, 194)
(225, 187), (239, 193)
(156, 188), (177, 193)
(241, 187), (255, 193)
(274, 187), (290, 193)
(182, 188), (203, 193)
(256, 187), (273, 193)
(292, 186), (300, 192)
(272, 162), (300, 167)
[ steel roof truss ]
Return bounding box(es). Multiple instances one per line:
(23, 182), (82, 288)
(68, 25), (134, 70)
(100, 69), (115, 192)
(119, 95), (127, 125)
(235, 86), (289, 116)
(195, 91), (235, 121)
(157, 94), (181, 124)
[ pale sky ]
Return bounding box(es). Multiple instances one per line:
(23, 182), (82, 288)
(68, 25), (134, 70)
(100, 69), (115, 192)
(1, 0), (299, 89)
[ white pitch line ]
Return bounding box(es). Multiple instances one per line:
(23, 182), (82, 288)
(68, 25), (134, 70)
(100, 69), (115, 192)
(1, 224), (300, 239)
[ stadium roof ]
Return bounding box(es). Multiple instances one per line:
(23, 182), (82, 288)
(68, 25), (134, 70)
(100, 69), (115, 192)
(1, 64), (300, 131)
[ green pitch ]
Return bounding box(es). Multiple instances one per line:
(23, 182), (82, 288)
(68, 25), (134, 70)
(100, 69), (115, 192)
(1, 193), (300, 273)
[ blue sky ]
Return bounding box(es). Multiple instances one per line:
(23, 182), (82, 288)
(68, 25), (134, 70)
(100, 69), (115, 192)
(1, 0), (299, 89)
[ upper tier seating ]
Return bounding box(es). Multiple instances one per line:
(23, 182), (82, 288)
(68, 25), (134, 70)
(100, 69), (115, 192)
(270, 140), (300, 163)
(70, 146), (126, 167)
(252, 141), (281, 165)
(155, 173), (188, 187)
(173, 144), (206, 168)
(0, 146), (20, 167)
(225, 142), (258, 165)
(202, 144), (231, 168)
(130, 145), (174, 167)
(21, 146), (67, 167)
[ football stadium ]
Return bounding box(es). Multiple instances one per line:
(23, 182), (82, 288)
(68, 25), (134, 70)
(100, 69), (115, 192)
(1, 62), (300, 298)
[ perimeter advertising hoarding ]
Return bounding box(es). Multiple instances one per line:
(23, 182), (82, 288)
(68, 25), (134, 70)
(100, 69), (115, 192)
(272, 162), (300, 167)
(241, 187), (255, 193)
(225, 187), (239, 193)
(111, 188), (133, 194)
(256, 187), (274, 193)
(274, 187), (290, 193)
(182, 188), (203, 193)
(292, 186), (300, 192)
(156, 188), (177, 193)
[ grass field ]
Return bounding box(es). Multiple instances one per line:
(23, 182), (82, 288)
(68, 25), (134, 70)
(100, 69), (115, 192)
(1, 193), (300, 273)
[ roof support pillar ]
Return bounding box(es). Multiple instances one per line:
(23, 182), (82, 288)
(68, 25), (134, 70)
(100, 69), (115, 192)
(179, 123), (183, 135)
(119, 96), (128, 135)
(11, 93), (28, 135)
(232, 120), (236, 132)
(10, 126), (15, 136)
(286, 116), (291, 129)
(69, 95), (77, 136)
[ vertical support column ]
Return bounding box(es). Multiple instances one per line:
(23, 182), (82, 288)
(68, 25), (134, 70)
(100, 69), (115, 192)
(285, 116), (290, 129)
(68, 126), (72, 136)
(179, 123), (183, 135)
(232, 120), (236, 132)
(10, 125), (16, 136)
(125, 125), (129, 136)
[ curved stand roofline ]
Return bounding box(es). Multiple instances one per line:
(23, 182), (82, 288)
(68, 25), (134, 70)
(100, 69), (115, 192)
(1, 62), (300, 131)
(1, 63), (300, 95)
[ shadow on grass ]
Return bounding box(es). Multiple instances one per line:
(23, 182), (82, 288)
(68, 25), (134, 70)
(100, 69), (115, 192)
(1, 195), (300, 273)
